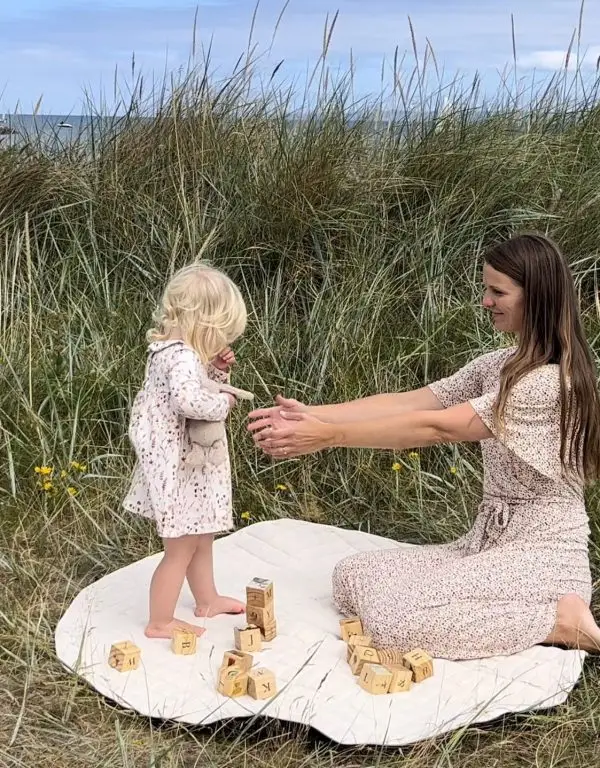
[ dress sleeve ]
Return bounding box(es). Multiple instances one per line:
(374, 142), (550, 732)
(427, 351), (497, 408)
(206, 362), (230, 384)
(468, 366), (564, 481)
(167, 347), (231, 421)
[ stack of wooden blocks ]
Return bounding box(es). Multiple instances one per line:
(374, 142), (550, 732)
(245, 577), (277, 641)
(217, 650), (277, 700)
(340, 617), (434, 695)
(216, 577), (278, 699)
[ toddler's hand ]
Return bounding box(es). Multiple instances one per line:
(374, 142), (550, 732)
(212, 347), (236, 371)
(226, 393), (237, 409)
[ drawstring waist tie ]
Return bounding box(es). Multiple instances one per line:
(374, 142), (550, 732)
(469, 497), (517, 554)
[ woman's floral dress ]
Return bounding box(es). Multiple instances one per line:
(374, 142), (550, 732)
(332, 348), (592, 659)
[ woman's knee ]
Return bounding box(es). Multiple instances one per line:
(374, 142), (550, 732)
(331, 559), (347, 590)
(360, 603), (412, 651)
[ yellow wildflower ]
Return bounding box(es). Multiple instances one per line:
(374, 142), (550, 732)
(71, 461), (87, 472)
(240, 511), (251, 520)
(67, 486), (78, 496)
(60, 469), (68, 479)
(35, 466), (53, 476)
(275, 484), (288, 491)
(449, 466), (458, 475)
(408, 452), (419, 460)
(42, 481), (53, 491)
(391, 462), (402, 472)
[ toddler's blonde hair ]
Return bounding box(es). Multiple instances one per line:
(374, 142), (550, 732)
(147, 263), (247, 363)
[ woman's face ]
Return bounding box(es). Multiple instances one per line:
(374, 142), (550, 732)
(482, 263), (524, 335)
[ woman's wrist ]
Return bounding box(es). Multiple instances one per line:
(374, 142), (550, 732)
(325, 421), (343, 448)
(307, 403), (334, 422)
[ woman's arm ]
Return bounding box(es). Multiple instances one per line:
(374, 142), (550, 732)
(333, 401), (492, 449)
(255, 401), (493, 457)
(247, 387), (444, 435)
(307, 387), (444, 423)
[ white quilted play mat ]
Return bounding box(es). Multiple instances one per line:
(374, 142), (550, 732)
(54, 519), (586, 747)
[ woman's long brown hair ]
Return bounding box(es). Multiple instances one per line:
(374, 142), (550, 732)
(484, 232), (600, 483)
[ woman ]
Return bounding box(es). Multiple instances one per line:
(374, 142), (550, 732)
(247, 233), (600, 660)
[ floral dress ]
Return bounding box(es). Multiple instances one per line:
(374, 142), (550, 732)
(332, 348), (592, 660)
(122, 340), (234, 538)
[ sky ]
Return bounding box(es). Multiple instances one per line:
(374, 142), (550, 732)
(1, 0), (600, 114)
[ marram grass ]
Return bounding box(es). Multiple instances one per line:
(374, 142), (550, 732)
(1, 54), (600, 767)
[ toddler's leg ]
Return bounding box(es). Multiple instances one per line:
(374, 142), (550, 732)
(187, 534), (246, 617)
(145, 535), (206, 638)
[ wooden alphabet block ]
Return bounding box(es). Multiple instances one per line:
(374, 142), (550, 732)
(402, 649), (434, 682)
(349, 645), (380, 675)
(108, 641), (140, 672)
(247, 667), (277, 700)
(339, 617), (363, 642)
(234, 624), (262, 652)
(377, 648), (405, 667)
(246, 577), (274, 607)
(261, 621), (277, 641)
(221, 650), (253, 673)
(386, 666), (413, 693)
(217, 666), (248, 697)
(246, 603), (275, 628)
(171, 628), (197, 655)
(358, 663), (392, 695)
(346, 634), (372, 662)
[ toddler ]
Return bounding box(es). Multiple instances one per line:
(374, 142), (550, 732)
(123, 263), (248, 639)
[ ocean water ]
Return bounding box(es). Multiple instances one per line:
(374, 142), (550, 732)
(0, 109), (474, 153)
(0, 114), (118, 150)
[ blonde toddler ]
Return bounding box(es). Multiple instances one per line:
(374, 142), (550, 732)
(123, 263), (247, 639)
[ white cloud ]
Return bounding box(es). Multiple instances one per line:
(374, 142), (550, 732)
(519, 46), (600, 71)
(18, 45), (88, 64)
(4, 1), (600, 111)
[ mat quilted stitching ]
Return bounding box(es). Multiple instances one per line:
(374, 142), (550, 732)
(54, 519), (585, 746)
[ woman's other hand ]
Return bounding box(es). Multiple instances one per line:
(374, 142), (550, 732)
(252, 410), (336, 458)
(247, 395), (307, 435)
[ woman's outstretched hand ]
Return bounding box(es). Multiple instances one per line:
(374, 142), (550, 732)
(248, 407), (337, 458)
(247, 395), (307, 435)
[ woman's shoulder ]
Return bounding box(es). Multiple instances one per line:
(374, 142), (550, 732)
(476, 348), (561, 403)
(510, 364), (561, 402)
(470, 345), (517, 371)
(478, 345), (560, 391)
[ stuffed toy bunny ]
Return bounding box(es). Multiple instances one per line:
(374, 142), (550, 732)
(185, 380), (254, 467)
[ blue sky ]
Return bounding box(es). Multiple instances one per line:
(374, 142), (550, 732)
(2, 0), (600, 114)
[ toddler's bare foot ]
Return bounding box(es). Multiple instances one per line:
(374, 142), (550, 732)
(144, 618), (206, 639)
(194, 595), (246, 617)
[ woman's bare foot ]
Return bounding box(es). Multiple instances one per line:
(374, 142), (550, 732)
(194, 595), (246, 618)
(144, 618), (206, 639)
(543, 594), (600, 653)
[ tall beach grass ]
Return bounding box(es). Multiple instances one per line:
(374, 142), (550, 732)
(1, 33), (600, 766)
